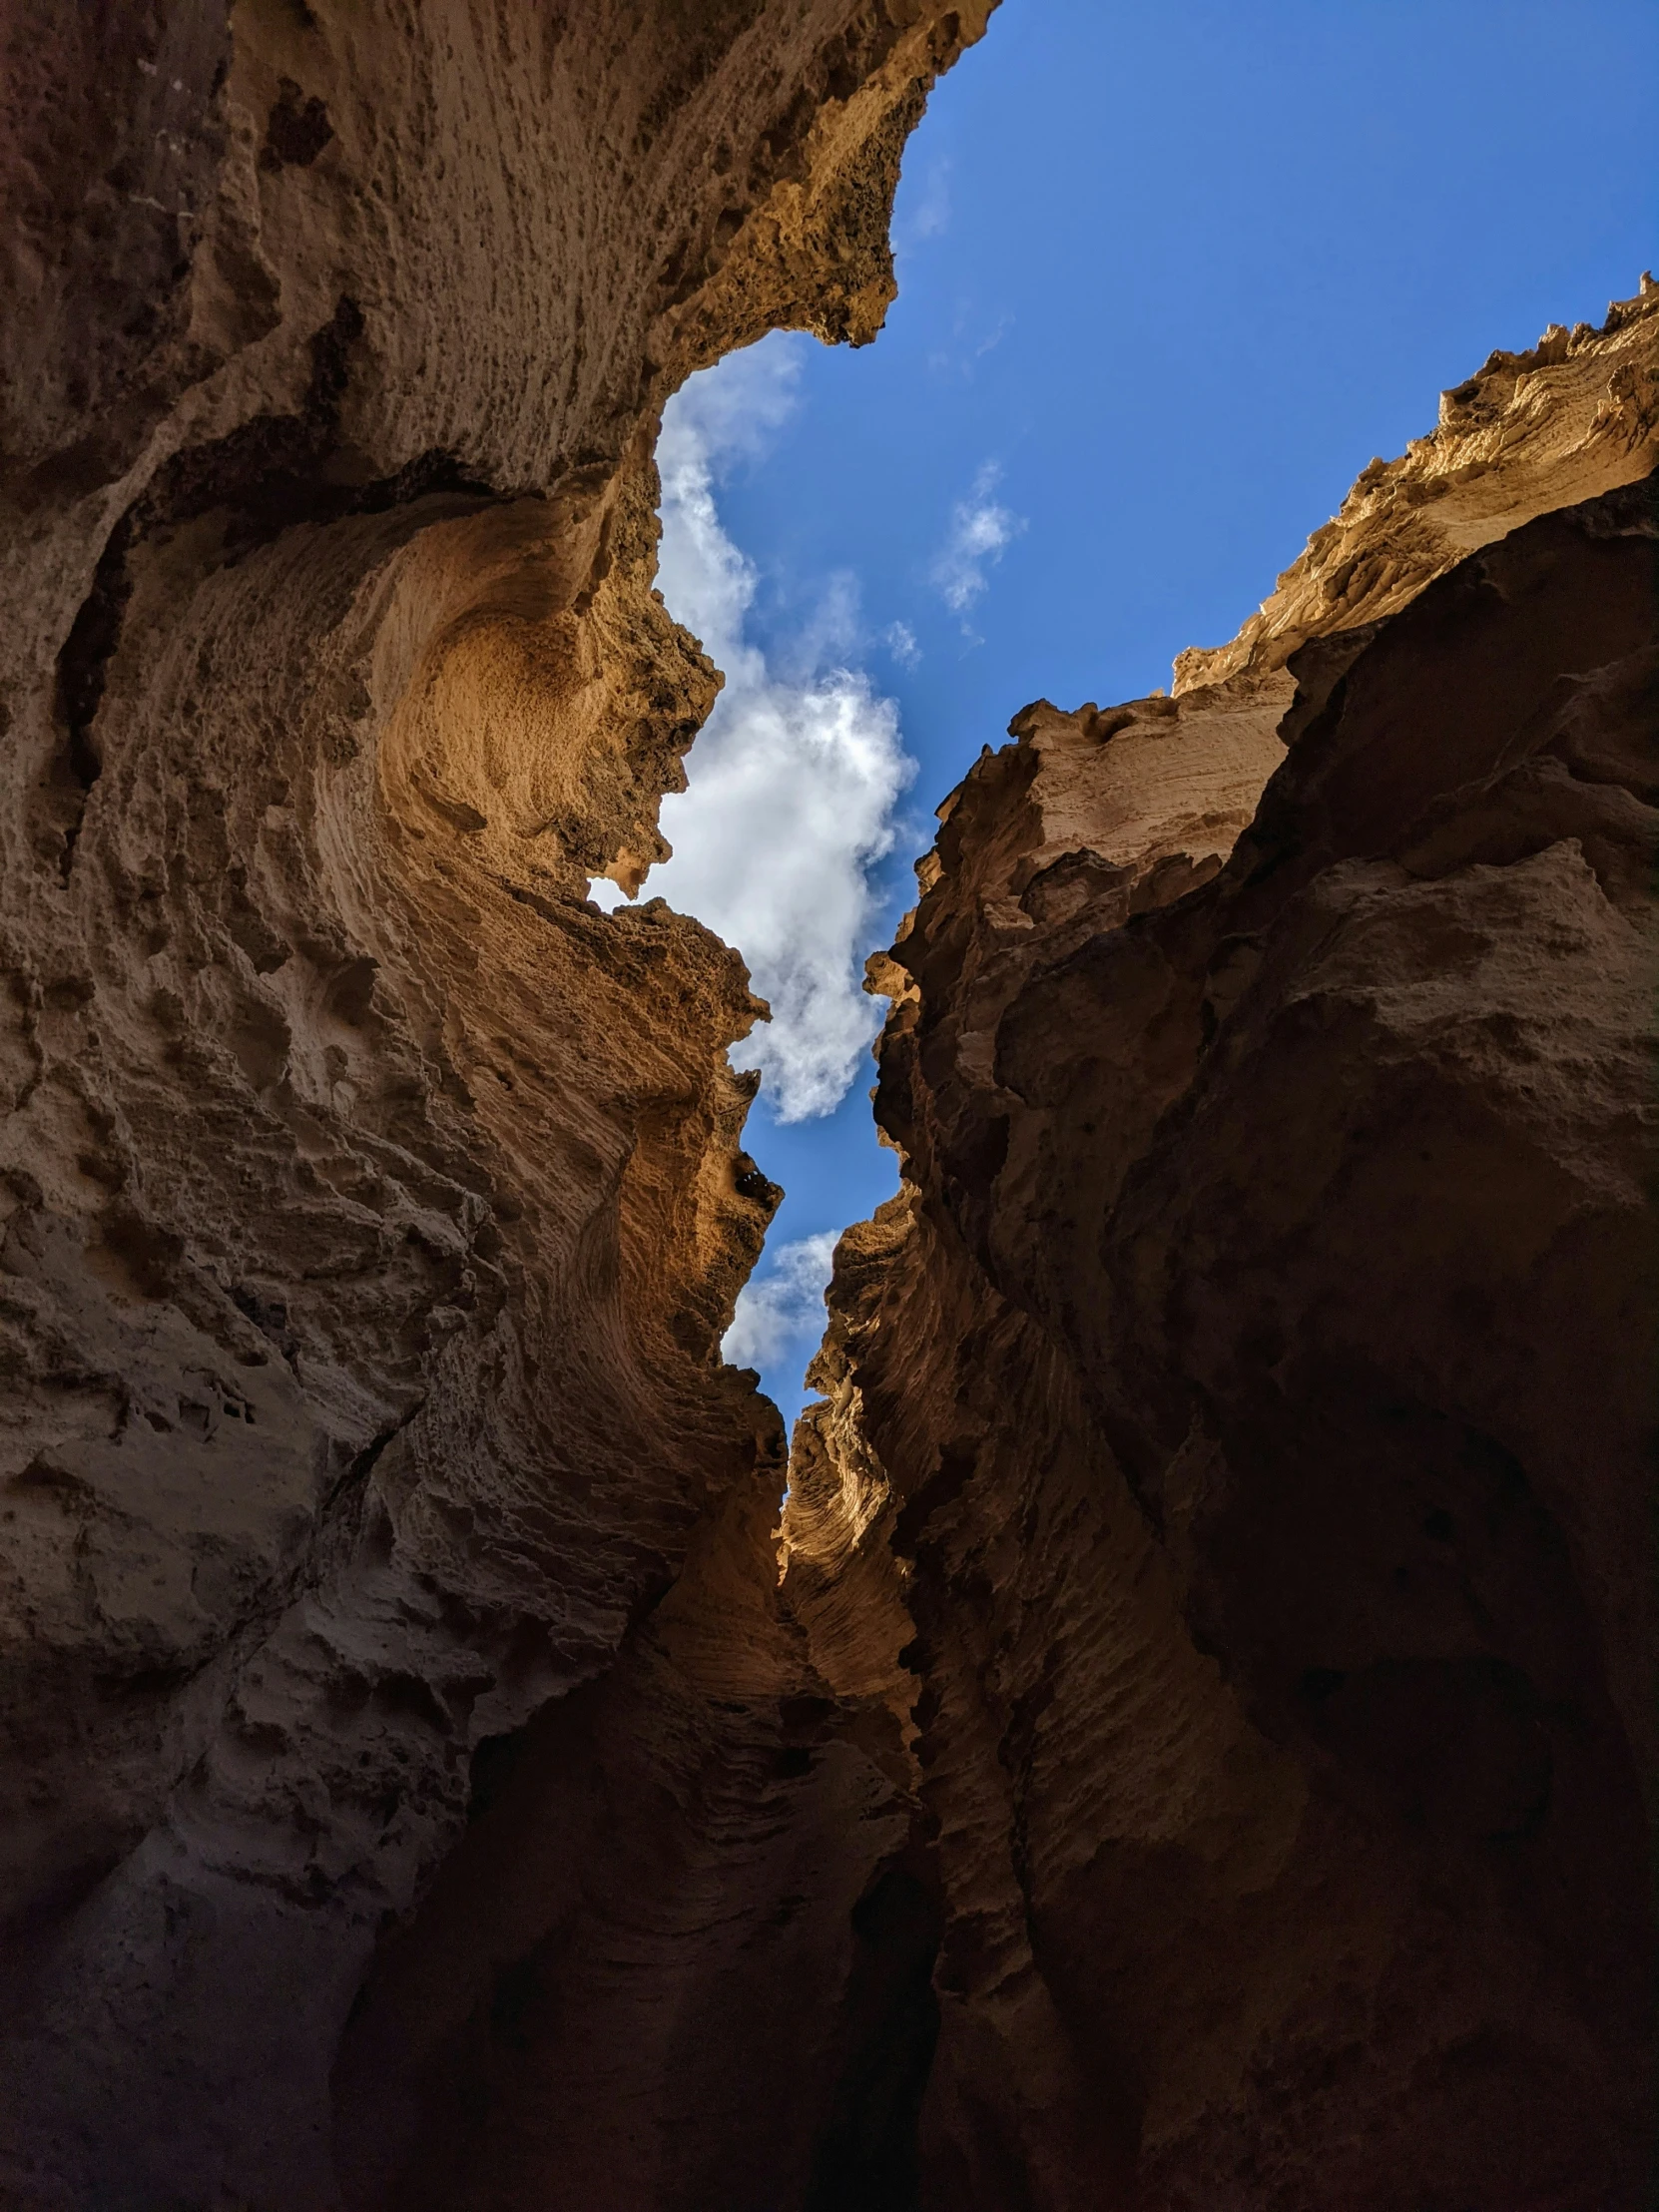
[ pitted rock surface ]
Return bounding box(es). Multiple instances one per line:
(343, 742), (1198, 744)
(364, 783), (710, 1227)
(0, 5), (989, 2204)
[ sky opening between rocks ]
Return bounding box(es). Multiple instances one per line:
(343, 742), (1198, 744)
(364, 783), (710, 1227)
(592, 0), (1659, 1425)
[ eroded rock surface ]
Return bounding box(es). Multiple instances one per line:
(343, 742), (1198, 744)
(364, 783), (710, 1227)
(803, 288), (1659, 2207)
(0, 5), (988, 2205)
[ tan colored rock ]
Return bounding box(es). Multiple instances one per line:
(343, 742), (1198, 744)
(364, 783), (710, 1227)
(803, 302), (1659, 2207)
(1174, 274), (1659, 692)
(0, 4), (990, 2204)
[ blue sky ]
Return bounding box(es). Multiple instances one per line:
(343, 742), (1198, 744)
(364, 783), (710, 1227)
(605, 0), (1659, 1424)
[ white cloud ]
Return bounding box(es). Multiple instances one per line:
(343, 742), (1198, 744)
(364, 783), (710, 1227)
(663, 335), (805, 470)
(895, 152), (952, 254)
(601, 340), (915, 1124)
(975, 312), (1013, 359)
(926, 303), (1015, 383)
(778, 568), (861, 684)
(883, 620), (920, 669)
(722, 1232), (838, 1372)
(930, 461), (1025, 620)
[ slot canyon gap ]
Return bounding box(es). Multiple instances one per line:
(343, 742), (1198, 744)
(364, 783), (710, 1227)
(0, 4), (1655, 2208)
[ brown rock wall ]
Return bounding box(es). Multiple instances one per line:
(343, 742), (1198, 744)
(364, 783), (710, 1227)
(0, 4), (989, 2204)
(804, 299), (1659, 2206)
(331, 1468), (930, 2212)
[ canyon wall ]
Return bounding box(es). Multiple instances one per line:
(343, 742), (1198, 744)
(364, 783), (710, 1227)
(803, 284), (1659, 2208)
(2, 2), (1654, 2205)
(0, 5), (989, 2206)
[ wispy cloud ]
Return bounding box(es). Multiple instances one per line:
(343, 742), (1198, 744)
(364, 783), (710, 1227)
(597, 339), (914, 1124)
(722, 1231), (838, 1372)
(894, 151), (951, 255)
(663, 335), (804, 468)
(974, 312), (1013, 359)
(883, 620), (920, 669)
(777, 568), (861, 685)
(930, 461), (1024, 624)
(926, 302), (1015, 381)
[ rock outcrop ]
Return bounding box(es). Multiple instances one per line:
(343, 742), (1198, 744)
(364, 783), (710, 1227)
(0, 5), (989, 2206)
(803, 283), (1659, 2207)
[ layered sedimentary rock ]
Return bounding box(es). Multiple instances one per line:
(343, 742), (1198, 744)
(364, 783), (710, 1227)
(806, 285), (1659, 2208)
(0, 5), (989, 2206)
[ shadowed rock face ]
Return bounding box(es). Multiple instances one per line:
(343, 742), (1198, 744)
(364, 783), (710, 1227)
(1, 5), (1654, 2209)
(804, 303), (1659, 2202)
(0, 4), (989, 2205)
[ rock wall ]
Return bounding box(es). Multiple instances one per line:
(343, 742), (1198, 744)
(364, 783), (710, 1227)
(0, 5), (989, 2206)
(803, 285), (1659, 2208)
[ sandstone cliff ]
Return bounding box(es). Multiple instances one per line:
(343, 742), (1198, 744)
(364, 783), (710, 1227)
(801, 283), (1659, 2207)
(0, 6), (989, 2206)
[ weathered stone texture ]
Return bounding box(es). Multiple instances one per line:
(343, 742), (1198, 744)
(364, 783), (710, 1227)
(805, 287), (1659, 2207)
(0, 4), (988, 2204)
(3, 2), (1654, 2204)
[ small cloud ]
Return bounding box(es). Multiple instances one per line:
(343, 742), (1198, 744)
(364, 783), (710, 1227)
(883, 620), (920, 670)
(895, 152), (951, 253)
(926, 301), (1013, 382)
(723, 1232), (838, 1372)
(930, 462), (1025, 621)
